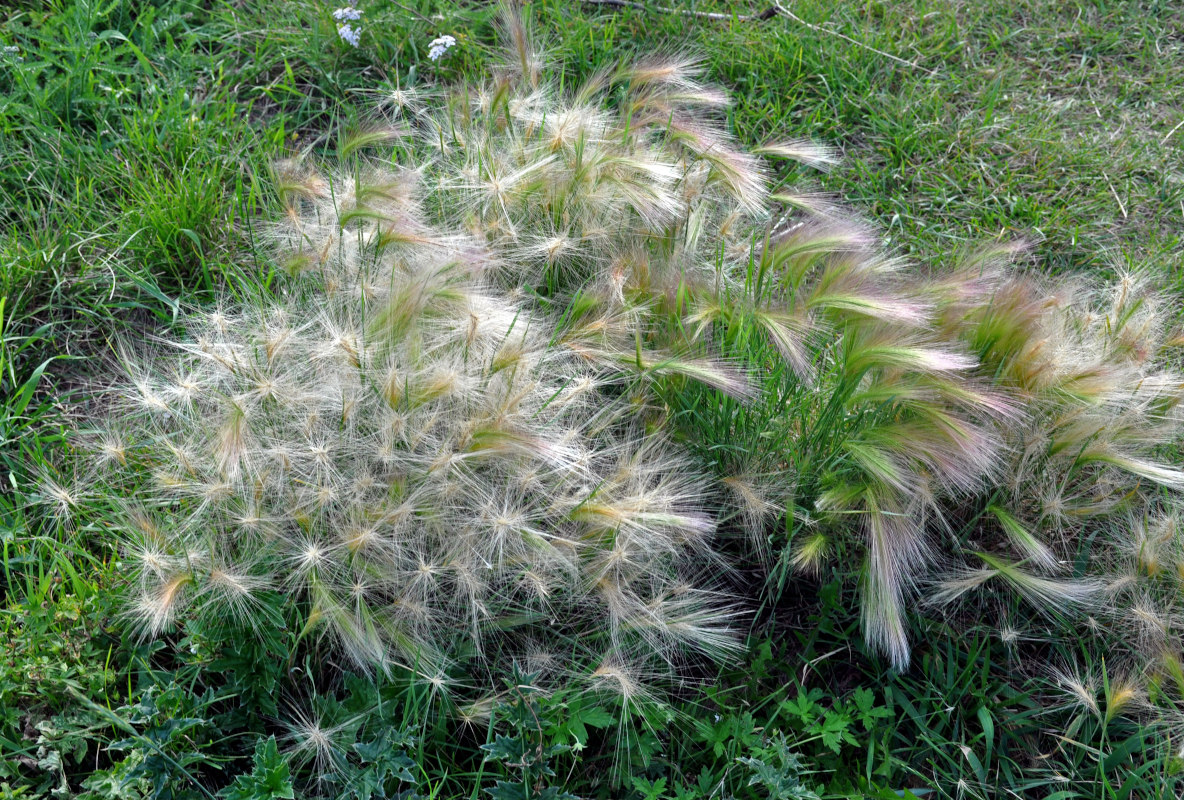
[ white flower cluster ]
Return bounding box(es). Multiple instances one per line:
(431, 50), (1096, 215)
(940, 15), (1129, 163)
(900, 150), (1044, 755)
(333, 6), (362, 47)
(427, 34), (456, 61)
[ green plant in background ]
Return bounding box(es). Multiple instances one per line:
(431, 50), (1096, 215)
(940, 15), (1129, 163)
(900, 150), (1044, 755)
(736, 735), (820, 800)
(218, 737), (294, 800)
(480, 668), (578, 800)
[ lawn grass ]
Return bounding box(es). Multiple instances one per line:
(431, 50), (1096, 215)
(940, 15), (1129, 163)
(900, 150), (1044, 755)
(592, 0), (1184, 275)
(2, 0), (1183, 796)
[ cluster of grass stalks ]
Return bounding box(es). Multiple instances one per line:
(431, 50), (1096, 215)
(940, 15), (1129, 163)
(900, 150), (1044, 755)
(73, 138), (750, 715)
(54, 4), (1184, 706)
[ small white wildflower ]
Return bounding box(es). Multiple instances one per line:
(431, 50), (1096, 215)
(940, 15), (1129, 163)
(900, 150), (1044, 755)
(332, 6), (362, 21)
(337, 23), (362, 47)
(2, 45), (21, 63)
(428, 34), (456, 62)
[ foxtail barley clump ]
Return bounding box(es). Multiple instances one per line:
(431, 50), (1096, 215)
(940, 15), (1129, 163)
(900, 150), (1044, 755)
(389, 15), (1019, 668)
(85, 137), (746, 703)
(66, 10), (1184, 725)
(68, 13), (1032, 677)
(931, 261), (1184, 597)
(943, 265), (1184, 531)
(929, 263), (1184, 745)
